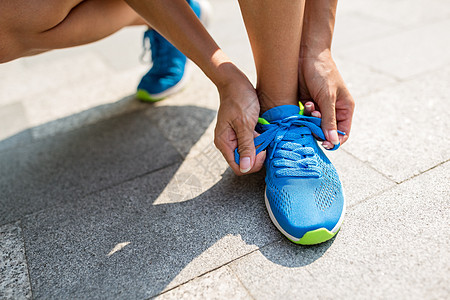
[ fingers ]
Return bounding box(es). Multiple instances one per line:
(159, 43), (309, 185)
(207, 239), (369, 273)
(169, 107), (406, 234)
(302, 101), (346, 150)
(214, 127), (264, 176)
(214, 127), (239, 173)
(311, 111), (321, 118)
(336, 92), (355, 145)
(322, 140), (334, 150)
(318, 95), (340, 146)
(336, 113), (353, 145)
(232, 117), (257, 173)
(304, 101), (315, 115)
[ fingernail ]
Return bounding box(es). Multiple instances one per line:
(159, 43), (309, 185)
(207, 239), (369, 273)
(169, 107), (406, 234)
(311, 111), (320, 117)
(240, 157), (251, 173)
(328, 130), (339, 145)
(322, 142), (331, 149)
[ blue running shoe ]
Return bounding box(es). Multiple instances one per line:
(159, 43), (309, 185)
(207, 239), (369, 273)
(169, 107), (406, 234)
(136, 0), (211, 102)
(235, 104), (346, 245)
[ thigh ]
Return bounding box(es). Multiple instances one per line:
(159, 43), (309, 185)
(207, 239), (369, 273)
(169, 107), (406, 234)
(0, 0), (141, 62)
(0, 0), (84, 61)
(1, 0), (84, 34)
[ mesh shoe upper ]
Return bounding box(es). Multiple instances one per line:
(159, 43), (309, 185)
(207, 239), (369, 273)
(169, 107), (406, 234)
(137, 0), (202, 96)
(235, 105), (345, 239)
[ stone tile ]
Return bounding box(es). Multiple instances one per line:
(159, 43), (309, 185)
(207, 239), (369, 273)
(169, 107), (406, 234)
(0, 53), (112, 106)
(154, 67), (220, 112)
(0, 108), (182, 225)
(343, 65), (450, 182)
(29, 95), (147, 141)
(21, 161), (277, 299)
(0, 102), (30, 141)
(230, 238), (324, 299)
(0, 222), (32, 300)
(208, 0), (255, 79)
(156, 266), (252, 300)
(17, 26), (146, 71)
(23, 65), (147, 139)
(339, 0), (450, 27)
(334, 56), (398, 99)
(0, 59), (27, 106)
(0, 130), (33, 153)
(157, 0), (254, 114)
(230, 161), (450, 299)
(339, 19), (450, 79)
(148, 101), (217, 158)
(326, 149), (395, 207)
(333, 12), (400, 50)
(88, 27), (148, 71)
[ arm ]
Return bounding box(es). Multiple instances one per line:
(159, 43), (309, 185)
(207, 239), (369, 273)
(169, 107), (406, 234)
(125, 0), (264, 174)
(126, 0), (240, 89)
(299, 0), (355, 147)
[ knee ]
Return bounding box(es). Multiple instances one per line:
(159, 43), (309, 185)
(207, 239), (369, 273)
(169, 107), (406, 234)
(0, 30), (31, 64)
(0, 31), (15, 63)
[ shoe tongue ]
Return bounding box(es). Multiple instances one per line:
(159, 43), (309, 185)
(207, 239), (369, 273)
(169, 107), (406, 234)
(261, 105), (300, 123)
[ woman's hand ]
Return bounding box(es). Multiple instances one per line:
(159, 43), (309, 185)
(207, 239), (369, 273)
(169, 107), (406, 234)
(214, 76), (266, 175)
(299, 49), (355, 149)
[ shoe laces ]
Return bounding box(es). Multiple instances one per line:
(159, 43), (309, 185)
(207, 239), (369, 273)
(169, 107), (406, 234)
(140, 30), (172, 69)
(234, 115), (345, 178)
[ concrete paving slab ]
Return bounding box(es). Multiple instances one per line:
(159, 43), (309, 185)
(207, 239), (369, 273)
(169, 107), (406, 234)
(152, 67), (219, 112)
(334, 56), (398, 99)
(17, 141), (395, 299)
(0, 102), (30, 141)
(0, 53), (112, 106)
(0, 108), (183, 225)
(230, 161), (450, 299)
(327, 149), (395, 207)
(333, 11), (400, 50)
(29, 95), (148, 141)
(0, 0), (448, 298)
(22, 65), (147, 139)
(21, 161), (279, 299)
(338, 19), (450, 79)
(0, 59), (27, 107)
(343, 65), (450, 183)
(339, 0), (450, 28)
(156, 266), (252, 300)
(0, 130), (33, 153)
(147, 101), (217, 158)
(0, 222), (32, 300)
(88, 27), (148, 71)
(208, 0), (255, 79)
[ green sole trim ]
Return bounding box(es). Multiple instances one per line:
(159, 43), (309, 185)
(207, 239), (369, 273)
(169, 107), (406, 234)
(290, 228), (339, 245)
(136, 89), (165, 102)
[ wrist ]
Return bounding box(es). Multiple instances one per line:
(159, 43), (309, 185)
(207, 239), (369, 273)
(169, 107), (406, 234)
(201, 49), (242, 88)
(300, 45), (332, 60)
(213, 63), (253, 98)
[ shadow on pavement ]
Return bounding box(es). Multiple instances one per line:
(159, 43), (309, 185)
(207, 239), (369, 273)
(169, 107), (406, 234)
(0, 98), (334, 298)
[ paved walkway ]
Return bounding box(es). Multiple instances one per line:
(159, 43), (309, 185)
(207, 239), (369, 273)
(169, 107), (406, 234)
(1, 0), (449, 299)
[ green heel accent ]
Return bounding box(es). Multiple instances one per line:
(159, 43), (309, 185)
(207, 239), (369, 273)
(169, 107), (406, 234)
(291, 228), (339, 245)
(136, 89), (164, 102)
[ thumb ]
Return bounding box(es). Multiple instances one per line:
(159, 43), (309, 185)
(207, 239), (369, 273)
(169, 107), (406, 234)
(319, 98), (339, 146)
(235, 121), (256, 173)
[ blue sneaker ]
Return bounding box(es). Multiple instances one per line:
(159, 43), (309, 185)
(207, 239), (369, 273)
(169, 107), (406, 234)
(136, 0), (211, 102)
(235, 104), (346, 245)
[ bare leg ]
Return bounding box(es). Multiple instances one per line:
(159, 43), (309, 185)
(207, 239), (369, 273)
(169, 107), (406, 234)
(0, 0), (145, 62)
(238, 0), (306, 113)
